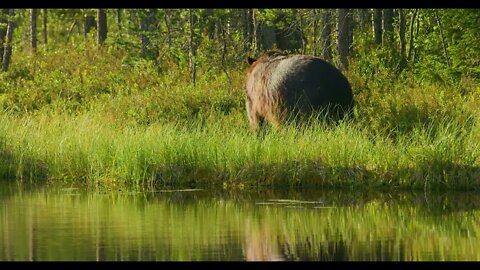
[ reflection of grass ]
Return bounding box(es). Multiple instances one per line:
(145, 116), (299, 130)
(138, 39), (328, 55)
(0, 112), (479, 191)
(1, 189), (480, 261)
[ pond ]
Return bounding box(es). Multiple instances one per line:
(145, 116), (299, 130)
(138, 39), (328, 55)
(1, 180), (479, 261)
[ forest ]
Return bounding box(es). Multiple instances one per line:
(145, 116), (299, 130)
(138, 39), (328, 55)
(0, 9), (479, 191)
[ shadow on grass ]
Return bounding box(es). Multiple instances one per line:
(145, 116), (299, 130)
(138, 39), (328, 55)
(0, 147), (48, 181)
(141, 159), (480, 192)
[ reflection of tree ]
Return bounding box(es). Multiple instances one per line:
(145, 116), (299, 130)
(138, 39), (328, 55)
(28, 208), (36, 261)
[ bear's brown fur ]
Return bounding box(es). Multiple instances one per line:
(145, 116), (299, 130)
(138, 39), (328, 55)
(245, 50), (354, 129)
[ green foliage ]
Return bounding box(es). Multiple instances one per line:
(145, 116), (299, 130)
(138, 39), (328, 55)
(0, 9), (479, 191)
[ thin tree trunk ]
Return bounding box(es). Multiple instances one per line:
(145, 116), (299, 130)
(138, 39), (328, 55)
(164, 9), (172, 50)
(382, 9), (394, 46)
(359, 9), (369, 32)
(66, 20), (78, 43)
(220, 18), (227, 65)
(374, 9), (382, 45)
(435, 11), (450, 67)
(337, 9), (349, 71)
(116, 9), (122, 31)
(84, 14), (96, 39)
(320, 9), (332, 62)
(312, 9), (318, 56)
(97, 9), (107, 46)
(206, 9), (215, 39)
(2, 9), (14, 72)
(30, 9), (37, 50)
(0, 9), (9, 63)
(140, 10), (150, 57)
(399, 9), (406, 60)
(252, 9), (260, 55)
(189, 9), (196, 87)
(43, 9), (47, 44)
(412, 10), (421, 63)
(297, 10), (306, 54)
(243, 9), (253, 53)
(407, 9), (418, 61)
(347, 10), (354, 55)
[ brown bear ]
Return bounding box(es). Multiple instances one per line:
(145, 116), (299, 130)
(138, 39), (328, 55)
(245, 50), (354, 129)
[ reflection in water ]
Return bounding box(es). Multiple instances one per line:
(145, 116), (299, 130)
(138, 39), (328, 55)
(0, 180), (480, 261)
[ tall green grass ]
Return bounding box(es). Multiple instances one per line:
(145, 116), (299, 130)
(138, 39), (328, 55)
(0, 47), (479, 191)
(0, 111), (478, 191)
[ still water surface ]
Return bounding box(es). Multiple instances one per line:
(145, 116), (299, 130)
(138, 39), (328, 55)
(1, 180), (479, 261)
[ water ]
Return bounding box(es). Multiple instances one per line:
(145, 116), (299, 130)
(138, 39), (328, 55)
(1, 180), (479, 261)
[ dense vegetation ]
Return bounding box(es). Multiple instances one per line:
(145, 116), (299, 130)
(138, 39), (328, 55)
(0, 9), (479, 191)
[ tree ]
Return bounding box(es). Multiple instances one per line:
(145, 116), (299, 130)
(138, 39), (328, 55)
(320, 9), (332, 62)
(97, 9), (107, 46)
(407, 9), (419, 62)
(312, 9), (318, 56)
(374, 9), (382, 45)
(84, 14), (96, 39)
(243, 9), (254, 53)
(140, 9), (158, 60)
(30, 9), (37, 50)
(43, 9), (47, 44)
(252, 9), (260, 55)
(382, 9), (394, 46)
(337, 8), (350, 71)
(0, 9), (8, 63)
(2, 9), (14, 72)
(163, 9), (172, 50)
(434, 10), (450, 67)
(399, 9), (406, 61)
(358, 9), (370, 32)
(189, 9), (197, 87)
(116, 9), (122, 32)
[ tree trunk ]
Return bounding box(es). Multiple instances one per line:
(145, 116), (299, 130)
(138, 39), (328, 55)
(97, 9), (107, 46)
(382, 9), (394, 46)
(0, 9), (9, 63)
(164, 9), (172, 50)
(243, 9), (254, 53)
(320, 9), (332, 62)
(412, 10), (421, 63)
(84, 14), (96, 39)
(359, 9), (369, 32)
(43, 9), (47, 44)
(373, 9), (382, 45)
(399, 9), (406, 60)
(30, 9), (37, 50)
(252, 9), (260, 55)
(347, 10), (354, 55)
(297, 10), (306, 54)
(407, 9), (419, 62)
(140, 9), (156, 57)
(312, 9), (318, 56)
(220, 18), (227, 65)
(147, 9), (159, 61)
(2, 9), (14, 72)
(189, 9), (197, 87)
(337, 9), (350, 71)
(435, 11), (450, 67)
(205, 9), (216, 39)
(116, 9), (122, 31)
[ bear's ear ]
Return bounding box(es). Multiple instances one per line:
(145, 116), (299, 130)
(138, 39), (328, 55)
(246, 56), (256, 66)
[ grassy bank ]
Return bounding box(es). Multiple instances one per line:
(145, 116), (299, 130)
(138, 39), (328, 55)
(0, 48), (479, 191)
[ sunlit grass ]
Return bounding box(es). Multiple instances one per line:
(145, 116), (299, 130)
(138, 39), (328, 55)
(0, 110), (479, 191)
(0, 47), (479, 191)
